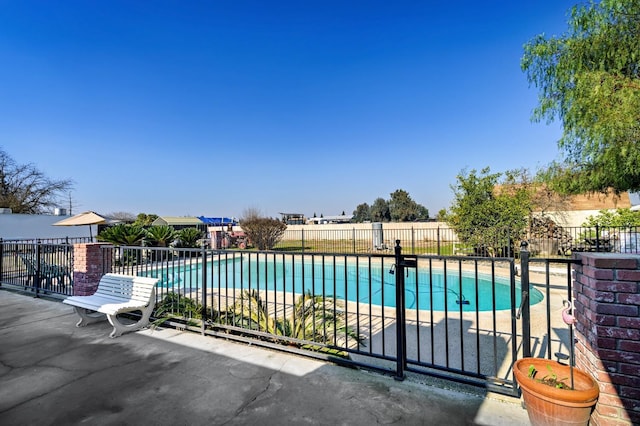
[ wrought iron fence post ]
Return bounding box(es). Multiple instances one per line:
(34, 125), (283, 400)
(595, 224), (600, 251)
(201, 244), (207, 335)
(394, 240), (406, 380)
(519, 241), (531, 357)
(437, 226), (441, 256)
(35, 240), (42, 297)
(0, 238), (3, 287)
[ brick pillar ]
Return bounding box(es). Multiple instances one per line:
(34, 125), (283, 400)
(72, 243), (113, 296)
(573, 253), (640, 426)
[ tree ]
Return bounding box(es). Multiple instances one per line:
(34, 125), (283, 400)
(522, 0), (640, 194)
(527, 171), (573, 220)
(370, 198), (391, 222)
(106, 211), (136, 223)
(388, 189), (429, 221)
(0, 149), (73, 213)
(352, 203), (371, 223)
(241, 216), (287, 250)
(416, 205), (429, 221)
(134, 213), (159, 226)
(446, 168), (531, 256)
(582, 208), (640, 228)
(354, 190), (429, 222)
(241, 206), (262, 222)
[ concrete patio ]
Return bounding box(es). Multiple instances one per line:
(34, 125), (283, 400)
(0, 289), (531, 425)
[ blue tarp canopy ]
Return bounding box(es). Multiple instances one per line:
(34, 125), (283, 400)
(198, 216), (238, 226)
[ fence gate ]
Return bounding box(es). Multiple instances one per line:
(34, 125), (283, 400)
(383, 243), (521, 396)
(371, 241), (576, 397)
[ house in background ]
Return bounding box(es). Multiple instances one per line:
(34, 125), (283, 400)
(307, 214), (354, 225)
(279, 213), (306, 225)
(540, 190), (632, 227)
(497, 184), (634, 227)
(151, 216), (207, 232)
(0, 209), (92, 240)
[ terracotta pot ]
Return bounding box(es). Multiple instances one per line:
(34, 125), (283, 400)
(514, 358), (599, 426)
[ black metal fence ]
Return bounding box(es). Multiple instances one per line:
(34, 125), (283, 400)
(274, 225), (640, 256)
(88, 243), (574, 396)
(0, 238), (582, 396)
(0, 239), (75, 296)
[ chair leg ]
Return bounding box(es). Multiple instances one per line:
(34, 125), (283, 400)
(106, 306), (154, 338)
(73, 307), (107, 327)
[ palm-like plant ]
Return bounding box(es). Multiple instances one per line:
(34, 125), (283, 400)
(153, 292), (209, 328)
(145, 225), (177, 247)
(289, 292), (362, 345)
(97, 223), (146, 246)
(224, 290), (364, 349)
(97, 224), (147, 265)
(174, 228), (204, 248)
(225, 290), (280, 333)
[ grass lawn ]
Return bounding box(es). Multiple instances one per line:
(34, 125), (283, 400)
(272, 239), (456, 255)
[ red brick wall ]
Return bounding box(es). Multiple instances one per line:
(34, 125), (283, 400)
(72, 243), (112, 296)
(573, 253), (640, 425)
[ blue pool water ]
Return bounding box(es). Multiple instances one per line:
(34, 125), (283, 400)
(149, 257), (543, 312)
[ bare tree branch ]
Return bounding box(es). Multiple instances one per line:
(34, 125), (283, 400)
(0, 149), (74, 214)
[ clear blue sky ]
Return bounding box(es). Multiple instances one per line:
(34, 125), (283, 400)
(1, 1), (577, 219)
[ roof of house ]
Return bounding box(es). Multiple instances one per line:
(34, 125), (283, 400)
(309, 215), (354, 223)
(496, 185), (632, 211)
(152, 216), (204, 226)
(565, 191), (631, 210)
(197, 216), (237, 226)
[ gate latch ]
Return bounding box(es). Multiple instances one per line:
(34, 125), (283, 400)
(400, 256), (417, 268)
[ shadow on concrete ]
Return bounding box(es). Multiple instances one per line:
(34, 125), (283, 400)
(351, 313), (515, 420)
(0, 290), (530, 426)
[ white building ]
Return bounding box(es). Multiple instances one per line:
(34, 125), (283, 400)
(307, 214), (354, 225)
(0, 211), (92, 240)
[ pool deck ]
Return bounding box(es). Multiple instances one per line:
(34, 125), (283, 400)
(0, 288), (531, 425)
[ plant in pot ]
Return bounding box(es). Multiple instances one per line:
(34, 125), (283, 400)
(513, 300), (600, 426)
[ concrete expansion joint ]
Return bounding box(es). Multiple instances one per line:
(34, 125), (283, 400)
(0, 368), (92, 415)
(233, 372), (277, 417)
(0, 359), (13, 372)
(0, 312), (74, 331)
(36, 358), (92, 375)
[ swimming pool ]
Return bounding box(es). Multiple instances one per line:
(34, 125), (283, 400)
(148, 256), (543, 312)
